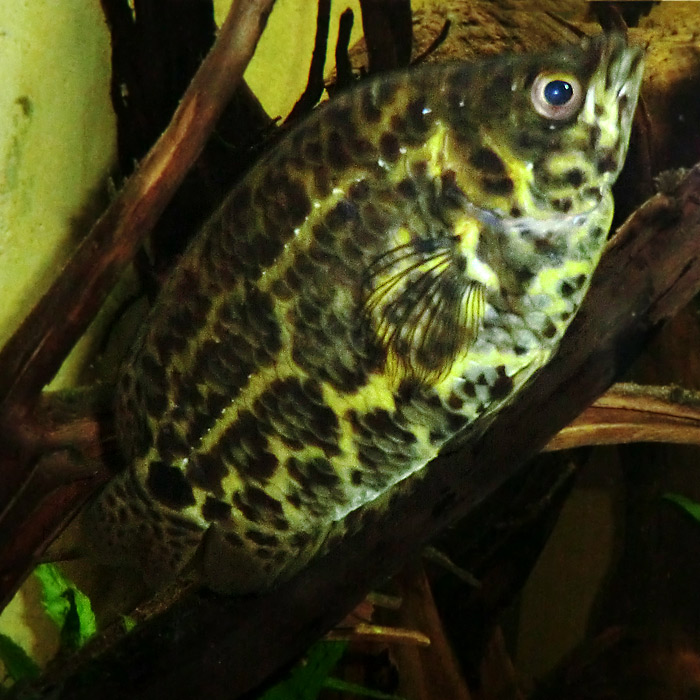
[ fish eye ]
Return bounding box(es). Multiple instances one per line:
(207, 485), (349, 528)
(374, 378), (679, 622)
(530, 72), (583, 120)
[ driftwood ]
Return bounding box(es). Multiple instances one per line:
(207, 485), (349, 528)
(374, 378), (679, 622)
(0, 0), (278, 609)
(11, 167), (699, 698)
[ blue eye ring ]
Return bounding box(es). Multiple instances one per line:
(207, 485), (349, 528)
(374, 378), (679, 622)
(531, 72), (583, 120)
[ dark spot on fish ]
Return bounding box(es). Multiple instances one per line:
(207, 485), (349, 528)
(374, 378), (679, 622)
(483, 177), (514, 196)
(270, 278), (292, 300)
(144, 386), (168, 417)
(245, 486), (284, 516)
(273, 516), (290, 531)
(246, 451), (280, 481)
(411, 160), (428, 177)
(517, 131), (540, 150)
(245, 529), (279, 548)
(147, 461), (196, 509)
(186, 410), (217, 446)
(397, 177), (417, 199)
(282, 178), (312, 225)
(327, 199), (360, 227)
(287, 492), (302, 509)
(447, 392), (464, 410)
(510, 206), (522, 217)
(471, 147), (506, 175)
(349, 179), (370, 200)
(542, 320), (557, 339)
(560, 279), (576, 297)
(597, 151), (618, 174)
(405, 97), (431, 133)
(155, 423), (189, 461)
(202, 496), (232, 522)
(327, 135), (351, 169)
(489, 372), (514, 400)
(291, 531), (311, 549)
(223, 531), (244, 548)
(186, 453), (228, 497)
(313, 165), (332, 197)
(303, 139), (323, 162)
(360, 88), (381, 123)
(377, 79), (399, 106)
(325, 103), (353, 128)
(583, 186), (603, 202)
(515, 267), (536, 286)
(232, 492), (260, 522)
(446, 412), (468, 432)
(390, 113), (406, 134)
(551, 197), (572, 213)
(352, 137), (374, 158)
(379, 132), (401, 163)
(534, 238), (557, 256)
(565, 168), (585, 187)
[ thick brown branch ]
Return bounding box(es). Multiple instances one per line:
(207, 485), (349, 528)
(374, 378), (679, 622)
(0, 0), (276, 613)
(0, 0), (276, 415)
(359, 0), (413, 71)
(547, 382), (700, 451)
(24, 168), (700, 699)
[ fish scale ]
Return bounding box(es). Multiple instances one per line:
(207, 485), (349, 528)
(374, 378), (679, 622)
(83, 33), (643, 594)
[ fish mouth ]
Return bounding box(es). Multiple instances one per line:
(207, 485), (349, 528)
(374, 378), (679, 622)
(504, 209), (598, 241)
(467, 199), (601, 241)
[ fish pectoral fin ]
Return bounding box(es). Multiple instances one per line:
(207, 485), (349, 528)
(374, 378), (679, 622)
(368, 277), (486, 383)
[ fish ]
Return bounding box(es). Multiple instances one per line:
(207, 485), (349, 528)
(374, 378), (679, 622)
(82, 33), (644, 594)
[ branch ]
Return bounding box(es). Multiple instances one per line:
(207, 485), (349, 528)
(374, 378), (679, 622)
(24, 167), (700, 699)
(359, 0), (413, 71)
(0, 0), (276, 611)
(285, 0), (331, 123)
(0, 0), (277, 415)
(547, 382), (700, 451)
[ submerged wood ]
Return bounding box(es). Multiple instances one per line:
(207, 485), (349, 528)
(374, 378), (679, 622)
(19, 166), (700, 700)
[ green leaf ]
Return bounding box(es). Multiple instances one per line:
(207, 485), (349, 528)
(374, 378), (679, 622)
(258, 640), (348, 700)
(122, 615), (137, 633)
(33, 564), (97, 651)
(0, 633), (40, 683)
(662, 493), (700, 523)
(324, 677), (406, 699)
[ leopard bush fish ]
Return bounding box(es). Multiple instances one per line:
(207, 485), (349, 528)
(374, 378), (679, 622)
(84, 34), (643, 594)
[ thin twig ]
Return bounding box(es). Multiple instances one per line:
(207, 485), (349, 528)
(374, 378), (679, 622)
(334, 9), (356, 90)
(412, 19), (451, 65)
(285, 0), (331, 123)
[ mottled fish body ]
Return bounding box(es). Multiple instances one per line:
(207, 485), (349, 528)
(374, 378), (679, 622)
(85, 34), (643, 593)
